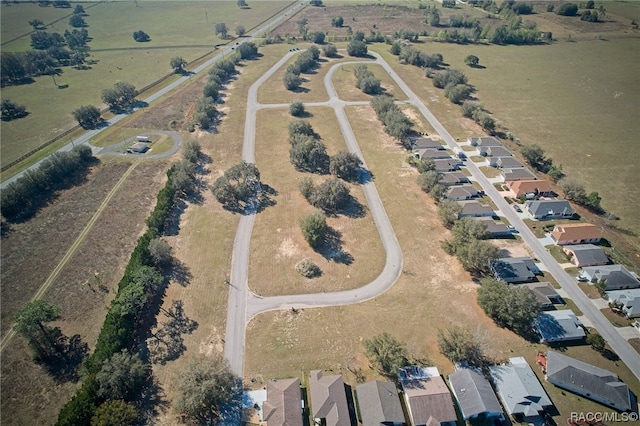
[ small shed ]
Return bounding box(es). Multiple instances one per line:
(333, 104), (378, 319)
(129, 142), (149, 153)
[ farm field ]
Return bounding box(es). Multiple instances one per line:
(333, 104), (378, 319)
(0, 1), (292, 170)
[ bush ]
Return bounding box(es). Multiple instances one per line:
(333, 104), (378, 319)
(464, 54), (479, 67)
(283, 70), (303, 91)
(556, 3), (578, 16)
(329, 151), (362, 181)
(295, 258), (322, 278)
(289, 101), (305, 117)
(1, 99), (28, 121)
(346, 40), (368, 57)
(132, 30), (150, 42)
(300, 212), (327, 248)
(310, 31), (325, 44)
(322, 43), (338, 57)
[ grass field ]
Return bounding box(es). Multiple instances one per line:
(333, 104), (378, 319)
(331, 62), (408, 102)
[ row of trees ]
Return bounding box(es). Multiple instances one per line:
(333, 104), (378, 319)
(460, 100), (496, 133)
(371, 94), (414, 145)
(283, 45), (320, 91)
(353, 64), (381, 95)
(392, 44), (443, 69)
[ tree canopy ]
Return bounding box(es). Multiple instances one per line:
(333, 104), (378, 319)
(211, 162), (262, 211)
(477, 278), (541, 335)
(96, 351), (150, 401)
(300, 211), (327, 249)
(437, 325), (486, 367)
(363, 332), (410, 378)
(329, 151), (362, 181)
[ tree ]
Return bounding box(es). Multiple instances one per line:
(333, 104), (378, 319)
(13, 300), (61, 357)
(174, 355), (238, 422)
(308, 178), (350, 211)
(332, 16), (344, 27)
(149, 237), (172, 266)
(289, 101), (304, 117)
(323, 44), (338, 58)
(203, 81), (220, 101)
(330, 151), (362, 181)
(521, 144), (546, 170)
(581, 10), (599, 22)
(295, 258), (321, 278)
(1, 99), (28, 121)
(363, 332), (410, 378)
(73, 4), (85, 15)
(359, 76), (382, 95)
(289, 137), (329, 173)
(346, 40), (368, 57)
(310, 0), (323, 5)
(283, 70), (303, 91)
(235, 24), (246, 37)
(477, 278), (541, 334)
(586, 332), (606, 353)
(390, 42), (401, 55)
(584, 191), (602, 211)
(297, 18), (308, 37)
(417, 170), (440, 194)
(69, 15), (86, 28)
(215, 22), (228, 38)
(444, 83), (473, 104)
(556, 3), (578, 16)
(547, 164), (564, 181)
(193, 97), (217, 129)
(211, 162), (261, 211)
(170, 56), (187, 73)
(237, 42), (258, 60)
(432, 69), (467, 89)
(101, 81), (138, 112)
(289, 119), (314, 137)
(90, 400), (139, 426)
(29, 19), (46, 30)
(454, 239), (499, 275)
(310, 31), (326, 44)
(464, 54), (479, 67)
(437, 325), (485, 366)
(559, 177), (587, 203)
(132, 30), (150, 42)
(96, 351), (149, 401)
(300, 211), (327, 249)
(72, 105), (101, 129)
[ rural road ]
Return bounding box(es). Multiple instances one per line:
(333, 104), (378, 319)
(223, 50), (640, 383)
(0, 0), (308, 189)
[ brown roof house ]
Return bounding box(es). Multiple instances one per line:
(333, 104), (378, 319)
(508, 180), (555, 199)
(356, 381), (406, 426)
(309, 370), (351, 426)
(398, 366), (458, 426)
(263, 378), (303, 426)
(563, 244), (608, 267)
(550, 223), (601, 245)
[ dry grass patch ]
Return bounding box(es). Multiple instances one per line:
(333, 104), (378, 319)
(331, 63), (408, 102)
(249, 106), (384, 296)
(578, 282), (602, 300)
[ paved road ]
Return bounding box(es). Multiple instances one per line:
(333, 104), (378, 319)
(0, 0), (307, 189)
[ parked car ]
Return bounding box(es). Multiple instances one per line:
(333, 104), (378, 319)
(513, 204), (522, 212)
(576, 275), (588, 282)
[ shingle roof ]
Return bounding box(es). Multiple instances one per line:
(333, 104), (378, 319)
(468, 136), (502, 147)
(433, 159), (459, 172)
(489, 357), (553, 417)
(439, 171), (468, 186)
(496, 157), (523, 168)
(458, 200), (494, 217)
(546, 351), (631, 411)
(309, 371), (350, 426)
(490, 257), (538, 283)
(473, 217), (509, 235)
(412, 137), (444, 150)
(356, 381), (405, 426)
(520, 282), (562, 307)
(581, 265), (640, 289)
(509, 180), (555, 198)
(551, 224), (601, 244)
(263, 378), (302, 426)
(449, 368), (503, 420)
(525, 200), (575, 218)
(563, 244), (608, 266)
(414, 149), (452, 159)
(444, 185), (478, 200)
(399, 367), (457, 425)
(502, 168), (537, 181)
(480, 146), (512, 157)
(534, 310), (585, 343)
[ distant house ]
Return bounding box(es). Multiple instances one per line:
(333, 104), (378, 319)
(606, 289), (640, 318)
(129, 142), (149, 153)
(468, 136), (502, 147)
(309, 370), (350, 426)
(520, 282), (563, 309)
(472, 217), (510, 237)
(413, 149), (452, 160)
(433, 159), (460, 173)
(443, 185), (479, 201)
(580, 265), (640, 291)
(263, 378), (303, 426)
(494, 157), (523, 169)
(356, 381), (405, 426)
(502, 168), (537, 182)
(533, 310), (585, 343)
(545, 350), (632, 411)
(550, 223), (601, 245)
(448, 368), (504, 421)
(412, 137), (444, 150)
(438, 171), (468, 186)
(524, 200), (575, 220)
(489, 257), (539, 283)
(457, 200), (494, 218)
(562, 244), (608, 266)
(507, 180), (555, 199)
(398, 366), (458, 426)
(479, 145), (512, 158)
(489, 357), (554, 421)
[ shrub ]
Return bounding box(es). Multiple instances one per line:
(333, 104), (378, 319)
(346, 40), (368, 57)
(300, 212), (327, 248)
(289, 101), (305, 117)
(295, 258), (322, 278)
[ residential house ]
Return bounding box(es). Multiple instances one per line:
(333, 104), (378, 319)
(562, 244), (608, 267)
(580, 265), (640, 291)
(494, 157), (523, 169)
(398, 366), (458, 426)
(457, 200), (494, 218)
(524, 200), (575, 220)
(356, 381), (405, 426)
(443, 185), (479, 201)
(479, 145), (512, 158)
(550, 223), (601, 245)
(534, 310), (585, 343)
(489, 257), (540, 283)
(507, 180), (555, 199)
(413, 149), (452, 160)
(438, 171), (468, 186)
(411, 137), (444, 150)
(433, 159), (460, 173)
(502, 168), (537, 182)
(520, 282), (563, 309)
(263, 378), (303, 426)
(473, 217), (510, 237)
(545, 351), (632, 411)
(448, 368), (504, 421)
(309, 370), (350, 426)
(489, 357), (554, 421)
(606, 289), (640, 318)
(468, 136), (502, 147)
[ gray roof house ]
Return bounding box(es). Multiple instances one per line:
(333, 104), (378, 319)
(473, 217), (510, 237)
(309, 370), (350, 426)
(412, 137), (444, 150)
(457, 200), (494, 218)
(489, 257), (539, 283)
(356, 381), (405, 426)
(399, 366), (458, 426)
(494, 157), (523, 169)
(479, 145), (512, 157)
(580, 265), (640, 291)
(520, 282), (563, 309)
(468, 136), (502, 147)
(502, 168), (537, 182)
(490, 357), (553, 421)
(433, 159), (460, 173)
(263, 378), (303, 426)
(534, 310), (585, 343)
(524, 200), (575, 220)
(413, 149), (452, 160)
(438, 171), (468, 186)
(563, 244), (609, 267)
(606, 289), (640, 318)
(448, 368), (504, 421)
(545, 351), (632, 411)
(444, 185), (479, 201)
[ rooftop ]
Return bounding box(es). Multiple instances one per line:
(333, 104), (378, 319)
(534, 310), (586, 343)
(563, 244), (608, 265)
(356, 381), (405, 426)
(449, 368), (503, 420)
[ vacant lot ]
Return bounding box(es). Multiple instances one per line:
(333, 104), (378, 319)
(331, 62), (408, 102)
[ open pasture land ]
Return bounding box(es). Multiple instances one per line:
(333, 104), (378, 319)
(331, 62), (408, 102)
(0, 1), (292, 170)
(249, 106), (385, 297)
